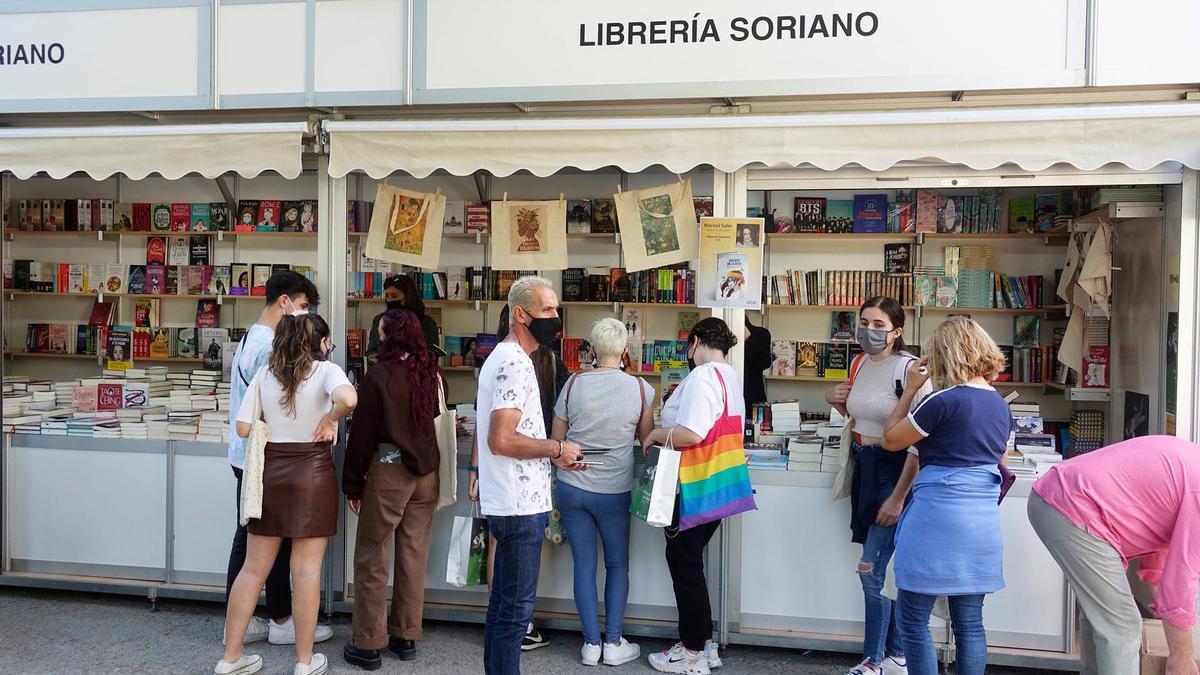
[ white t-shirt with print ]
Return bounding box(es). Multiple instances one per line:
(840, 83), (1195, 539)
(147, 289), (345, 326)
(660, 362), (744, 440)
(476, 341), (552, 517)
(236, 360), (352, 443)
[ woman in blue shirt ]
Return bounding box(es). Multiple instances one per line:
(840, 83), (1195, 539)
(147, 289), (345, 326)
(881, 317), (1013, 675)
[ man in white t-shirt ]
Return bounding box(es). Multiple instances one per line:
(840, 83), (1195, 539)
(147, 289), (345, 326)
(477, 276), (583, 674)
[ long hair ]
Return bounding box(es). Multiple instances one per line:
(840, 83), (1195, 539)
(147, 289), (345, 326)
(268, 314), (329, 415)
(530, 345), (557, 424)
(925, 316), (1006, 389)
(378, 309), (441, 430)
(385, 274), (426, 316)
(859, 296), (908, 353)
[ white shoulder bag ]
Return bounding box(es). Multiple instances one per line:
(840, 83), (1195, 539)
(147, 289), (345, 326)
(433, 373), (458, 510)
(239, 366), (271, 526)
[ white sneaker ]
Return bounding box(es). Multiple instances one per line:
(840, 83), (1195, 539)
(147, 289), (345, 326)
(846, 659), (880, 675)
(214, 654), (262, 675)
(293, 653), (328, 675)
(268, 616), (334, 645)
(222, 617), (269, 646)
(882, 656), (908, 675)
(603, 637), (641, 666)
(581, 641), (602, 666)
(703, 640), (722, 669)
(649, 643), (711, 674)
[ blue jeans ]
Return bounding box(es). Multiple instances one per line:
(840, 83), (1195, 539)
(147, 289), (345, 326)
(555, 482), (632, 646)
(484, 513), (548, 675)
(859, 522), (904, 664)
(897, 590), (988, 675)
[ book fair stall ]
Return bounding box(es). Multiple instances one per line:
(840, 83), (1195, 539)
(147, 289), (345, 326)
(4, 1), (1200, 671)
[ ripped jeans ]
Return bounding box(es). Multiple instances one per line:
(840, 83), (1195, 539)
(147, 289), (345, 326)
(859, 516), (904, 664)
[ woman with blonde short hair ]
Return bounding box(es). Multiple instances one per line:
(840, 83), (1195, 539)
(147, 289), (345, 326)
(550, 317), (654, 666)
(879, 317), (1014, 675)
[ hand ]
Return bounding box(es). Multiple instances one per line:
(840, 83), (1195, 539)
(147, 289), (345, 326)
(906, 358), (930, 392)
(1166, 654), (1199, 675)
(827, 382), (851, 405)
(876, 495), (902, 527)
(468, 472), (479, 502)
(551, 441), (583, 470)
(642, 433), (659, 457)
(312, 416), (338, 442)
(347, 498), (361, 516)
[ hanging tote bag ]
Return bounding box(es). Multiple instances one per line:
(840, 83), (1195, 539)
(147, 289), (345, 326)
(630, 430), (682, 528)
(238, 367), (271, 526)
(832, 354), (868, 502)
(433, 374), (458, 510)
(446, 503), (489, 588)
(675, 370), (756, 531)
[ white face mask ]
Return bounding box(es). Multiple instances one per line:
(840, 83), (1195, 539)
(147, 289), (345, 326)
(284, 296), (307, 317)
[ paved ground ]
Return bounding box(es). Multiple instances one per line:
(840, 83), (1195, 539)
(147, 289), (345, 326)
(0, 588), (1063, 674)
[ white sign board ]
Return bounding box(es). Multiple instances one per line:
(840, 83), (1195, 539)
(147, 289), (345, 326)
(0, 5), (207, 113)
(1092, 0), (1200, 87)
(414, 0), (1087, 104)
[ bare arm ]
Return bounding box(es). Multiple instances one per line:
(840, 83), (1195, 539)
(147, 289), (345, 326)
(883, 360), (930, 452)
(825, 381), (851, 418)
(551, 415), (568, 442)
(489, 408), (583, 467)
(635, 408), (654, 443)
(1163, 622), (1196, 674)
(314, 383), (358, 442)
(236, 420), (252, 438)
(641, 425), (703, 453)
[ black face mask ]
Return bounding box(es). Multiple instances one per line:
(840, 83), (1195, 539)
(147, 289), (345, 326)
(385, 299), (405, 312)
(686, 340), (697, 371)
(527, 316), (562, 347)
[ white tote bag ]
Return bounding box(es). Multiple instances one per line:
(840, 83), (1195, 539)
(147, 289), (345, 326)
(645, 432), (682, 528)
(238, 367), (271, 526)
(433, 376), (458, 510)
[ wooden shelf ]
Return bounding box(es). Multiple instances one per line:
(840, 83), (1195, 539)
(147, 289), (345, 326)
(3, 351), (200, 364)
(6, 291), (258, 301)
(3, 229), (316, 238)
(766, 304), (916, 312)
(921, 232), (1069, 242)
(1071, 202), (1164, 229)
(992, 381), (1052, 389)
(618, 302), (697, 309)
(766, 374), (847, 383)
(769, 232), (918, 242)
(920, 305), (1066, 315)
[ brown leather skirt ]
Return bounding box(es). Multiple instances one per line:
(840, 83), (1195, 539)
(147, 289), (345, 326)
(248, 441), (337, 538)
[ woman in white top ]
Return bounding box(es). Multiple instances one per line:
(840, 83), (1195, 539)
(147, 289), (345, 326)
(218, 314), (357, 675)
(550, 318), (654, 667)
(825, 297), (931, 675)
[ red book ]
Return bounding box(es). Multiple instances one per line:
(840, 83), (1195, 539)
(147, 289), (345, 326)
(171, 204), (191, 232)
(97, 383), (123, 411)
(1083, 346), (1110, 388)
(195, 299), (218, 328)
(146, 237), (166, 265)
(89, 301), (115, 326)
(256, 200), (282, 231)
(133, 327), (151, 358)
(132, 203), (152, 231)
(72, 386), (98, 413)
(346, 329), (363, 359)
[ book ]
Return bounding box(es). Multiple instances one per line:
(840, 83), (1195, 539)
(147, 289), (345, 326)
(770, 339), (796, 376)
(677, 311), (700, 340)
(189, 203), (211, 231)
(660, 367), (689, 400)
(475, 333), (498, 365)
(1008, 197), (1035, 233)
(208, 265), (231, 295)
(143, 265), (164, 294)
(566, 200), (591, 234)
(256, 200), (282, 231)
(938, 196), (963, 233)
(222, 341), (239, 381)
(1034, 193), (1060, 232)
(561, 268), (585, 302)
(934, 276), (958, 307)
(189, 236), (210, 265)
(715, 251), (749, 302)
(230, 263), (250, 296)
(610, 268), (631, 302)
(147, 203), (170, 232)
(149, 328), (171, 359)
(199, 328), (227, 369)
(165, 265), (181, 295)
(89, 300), (115, 326)
(1083, 346), (1109, 388)
(236, 201), (258, 232)
(209, 202), (230, 231)
(693, 196), (714, 220)
(889, 189), (916, 233)
(106, 327), (133, 370)
(824, 342), (850, 379)
(446, 267), (469, 300)
(195, 299), (219, 328)
(251, 264), (271, 296)
(46, 199), (65, 230)
(170, 203), (191, 232)
(797, 341), (819, 370)
(186, 265), (209, 295)
(591, 198), (617, 233)
(915, 189), (939, 233)
(127, 265), (147, 295)
(883, 243), (912, 273)
(299, 200), (317, 232)
(465, 202), (489, 234)
(176, 327), (196, 358)
(133, 298), (160, 328)
(792, 197), (826, 233)
(98, 383), (124, 411)
(443, 201), (466, 233)
(621, 308), (643, 341)
(823, 200), (854, 234)
(168, 236), (189, 266)
(279, 201), (302, 232)
(1014, 316), (1040, 348)
(830, 311), (856, 341)
(146, 236), (167, 265)
(132, 326), (151, 359)
(852, 194), (888, 234)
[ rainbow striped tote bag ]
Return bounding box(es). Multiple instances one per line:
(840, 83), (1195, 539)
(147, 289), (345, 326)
(676, 370), (757, 530)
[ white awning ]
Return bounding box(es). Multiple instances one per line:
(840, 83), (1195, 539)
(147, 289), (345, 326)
(326, 102), (1200, 179)
(0, 122), (311, 180)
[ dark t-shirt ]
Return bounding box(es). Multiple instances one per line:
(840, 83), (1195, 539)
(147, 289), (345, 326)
(909, 384), (1013, 468)
(743, 322), (772, 411)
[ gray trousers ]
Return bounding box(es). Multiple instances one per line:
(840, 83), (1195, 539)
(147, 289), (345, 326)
(1027, 492), (1141, 675)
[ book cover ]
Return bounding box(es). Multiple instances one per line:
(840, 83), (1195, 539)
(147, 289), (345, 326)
(128, 203), (149, 231)
(176, 327), (196, 359)
(677, 311), (700, 340)
(610, 268), (631, 302)
(443, 200), (467, 233)
(150, 328), (171, 359)
(106, 327), (133, 370)
(19, 199), (41, 230)
(797, 341), (819, 370)
(199, 328), (227, 369)
(167, 236), (188, 266)
(299, 200), (317, 232)
(792, 197), (826, 233)
(133, 326), (151, 359)
(46, 199), (65, 230)
(108, 202), (130, 231)
(146, 236), (167, 265)
(189, 202), (210, 231)
(72, 386), (99, 413)
(621, 307), (644, 341)
(89, 300), (115, 326)
(824, 342), (850, 379)
(889, 189), (916, 233)
(98, 383), (124, 411)
(591, 198), (617, 233)
(822, 200), (854, 234)
(68, 264), (86, 293)
(47, 324), (68, 353)
(934, 276), (958, 307)
(168, 203), (189, 232)
(1008, 197), (1035, 233)
(770, 339), (796, 376)
(938, 196), (963, 233)
(660, 367), (689, 400)
(561, 268), (585, 302)
(852, 194), (888, 234)
(884, 243), (912, 273)
(256, 200), (282, 231)
(445, 267), (469, 300)
(566, 199), (591, 234)
(830, 311), (856, 341)
(1083, 346), (1109, 388)
(127, 265), (147, 295)
(1013, 316), (1040, 348)
(209, 202), (230, 231)
(279, 201), (302, 232)
(715, 251), (749, 302)
(165, 265), (181, 295)
(465, 202), (489, 234)
(189, 236), (210, 265)
(208, 265), (231, 295)
(1034, 193), (1060, 232)
(251, 264), (271, 296)
(693, 196), (714, 221)
(222, 341), (239, 381)
(475, 333), (498, 365)
(186, 266), (207, 295)
(145, 265), (165, 294)
(230, 263), (250, 296)
(346, 329), (364, 360)
(915, 189), (939, 233)
(236, 201), (258, 232)
(133, 298), (159, 328)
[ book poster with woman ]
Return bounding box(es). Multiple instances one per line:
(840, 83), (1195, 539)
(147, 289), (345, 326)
(489, 198), (568, 270)
(613, 179), (699, 273)
(697, 217), (765, 310)
(366, 182), (447, 270)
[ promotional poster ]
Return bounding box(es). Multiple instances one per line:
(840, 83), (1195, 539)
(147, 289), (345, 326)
(697, 217), (765, 309)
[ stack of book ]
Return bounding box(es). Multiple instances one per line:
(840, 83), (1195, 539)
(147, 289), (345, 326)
(561, 265), (695, 304)
(786, 436), (824, 472)
(190, 369), (223, 396)
(1089, 186), (1163, 209)
(1068, 410), (1106, 457)
(767, 269), (912, 307)
(197, 410), (228, 444)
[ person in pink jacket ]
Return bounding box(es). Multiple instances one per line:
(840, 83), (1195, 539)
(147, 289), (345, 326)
(1028, 435), (1200, 675)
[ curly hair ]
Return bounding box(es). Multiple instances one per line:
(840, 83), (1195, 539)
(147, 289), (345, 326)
(925, 316), (1006, 389)
(268, 314), (330, 416)
(688, 317), (738, 355)
(378, 309), (442, 430)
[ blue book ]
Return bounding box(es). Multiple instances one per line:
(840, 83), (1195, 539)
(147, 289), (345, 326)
(852, 194), (888, 233)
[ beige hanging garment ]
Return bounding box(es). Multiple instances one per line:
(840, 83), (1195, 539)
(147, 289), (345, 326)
(1075, 222), (1114, 317)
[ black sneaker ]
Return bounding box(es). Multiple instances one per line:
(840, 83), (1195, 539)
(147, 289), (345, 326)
(343, 644), (382, 671)
(521, 626), (551, 652)
(388, 637), (417, 661)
